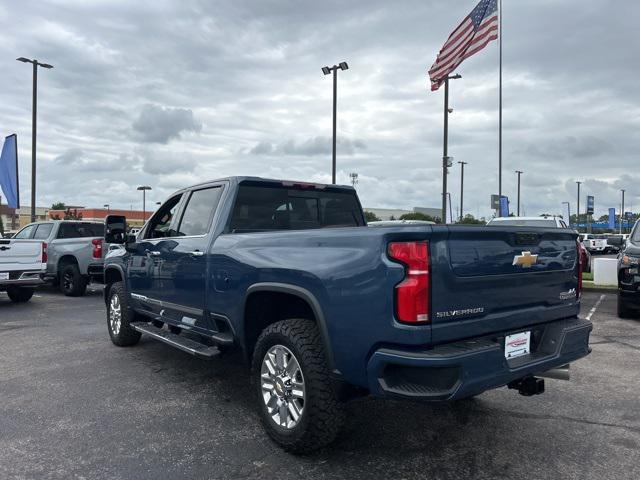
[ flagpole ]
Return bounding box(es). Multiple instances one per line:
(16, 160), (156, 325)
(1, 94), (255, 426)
(498, 0), (503, 215)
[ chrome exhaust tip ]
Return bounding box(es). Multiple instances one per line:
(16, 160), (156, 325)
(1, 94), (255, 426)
(538, 364), (570, 381)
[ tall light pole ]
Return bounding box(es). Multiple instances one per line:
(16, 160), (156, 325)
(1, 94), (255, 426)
(442, 73), (462, 223)
(322, 62), (348, 184)
(137, 186), (152, 223)
(458, 161), (467, 221)
(16, 57), (53, 223)
(515, 170), (523, 216)
(104, 204), (110, 212)
(620, 189), (626, 234)
(576, 181), (582, 230)
(562, 201), (571, 227)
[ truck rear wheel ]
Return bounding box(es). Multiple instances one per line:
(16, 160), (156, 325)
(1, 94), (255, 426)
(107, 282), (141, 347)
(617, 294), (636, 319)
(60, 264), (88, 297)
(251, 318), (344, 453)
(6, 287), (35, 303)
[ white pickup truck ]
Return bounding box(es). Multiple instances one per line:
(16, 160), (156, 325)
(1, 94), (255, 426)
(0, 237), (46, 302)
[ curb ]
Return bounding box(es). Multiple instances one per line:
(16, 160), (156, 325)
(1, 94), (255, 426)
(583, 282), (617, 294)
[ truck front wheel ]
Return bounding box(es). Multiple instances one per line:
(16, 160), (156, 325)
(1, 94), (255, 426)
(107, 282), (141, 347)
(617, 294), (637, 319)
(251, 318), (344, 453)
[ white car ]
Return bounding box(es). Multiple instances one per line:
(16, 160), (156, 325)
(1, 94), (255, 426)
(487, 216), (569, 228)
(0, 236), (46, 302)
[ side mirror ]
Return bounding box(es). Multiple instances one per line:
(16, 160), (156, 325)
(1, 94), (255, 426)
(105, 215), (127, 244)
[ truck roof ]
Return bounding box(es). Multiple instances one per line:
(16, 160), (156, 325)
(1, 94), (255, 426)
(175, 176), (356, 194)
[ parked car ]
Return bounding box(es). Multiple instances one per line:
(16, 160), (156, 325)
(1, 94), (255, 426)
(0, 235), (46, 302)
(580, 233), (608, 254)
(12, 220), (105, 296)
(103, 177), (591, 453)
(609, 224), (640, 317)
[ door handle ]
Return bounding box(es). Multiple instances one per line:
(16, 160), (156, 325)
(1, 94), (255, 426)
(145, 249), (161, 256)
(189, 250), (204, 257)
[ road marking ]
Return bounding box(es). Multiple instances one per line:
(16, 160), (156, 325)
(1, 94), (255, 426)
(585, 294), (606, 321)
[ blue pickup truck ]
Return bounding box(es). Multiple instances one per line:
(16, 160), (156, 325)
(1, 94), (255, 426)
(103, 177), (592, 452)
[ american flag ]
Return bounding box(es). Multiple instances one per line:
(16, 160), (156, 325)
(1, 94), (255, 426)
(428, 0), (499, 91)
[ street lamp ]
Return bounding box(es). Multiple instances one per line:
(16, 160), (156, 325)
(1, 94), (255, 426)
(16, 57), (53, 223)
(515, 170), (523, 216)
(458, 161), (467, 221)
(137, 186), (152, 223)
(322, 61), (348, 184)
(349, 172), (358, 187)
(562, 201), (571, 227)
(104, 204), (110, 212)
(441, 73), (461, 223)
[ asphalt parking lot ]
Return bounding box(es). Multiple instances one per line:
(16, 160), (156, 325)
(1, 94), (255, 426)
(1, 288), (639, 480)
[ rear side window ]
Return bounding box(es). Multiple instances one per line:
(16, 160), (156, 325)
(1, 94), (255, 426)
(229, 183), (364, 232)
(57, 223), (103, 239)
(33, 223), (54, 240)
(14, 224), (36, 239)
(176, 187), (223, 236)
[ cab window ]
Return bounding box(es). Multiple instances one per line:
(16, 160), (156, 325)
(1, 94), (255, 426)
(176, 187), (223, 237)
(143, 194), (183, 239)
(14, 224), (36, 239)
(33, 223), (54, 240)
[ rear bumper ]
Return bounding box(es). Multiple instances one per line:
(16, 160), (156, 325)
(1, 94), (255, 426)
(0, 270), (44, 289)
(366, 317), (592, 401)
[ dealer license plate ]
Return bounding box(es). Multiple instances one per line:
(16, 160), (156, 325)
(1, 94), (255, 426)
(505, 331), (531, 359)
(0, 272), (9, 280)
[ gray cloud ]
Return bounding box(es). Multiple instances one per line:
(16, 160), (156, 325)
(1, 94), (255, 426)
(250, 137), (366, 156)
(132, 104), (202, 144)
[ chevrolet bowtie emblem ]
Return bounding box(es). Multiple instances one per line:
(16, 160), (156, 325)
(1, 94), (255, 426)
(513, 251), (538, 268)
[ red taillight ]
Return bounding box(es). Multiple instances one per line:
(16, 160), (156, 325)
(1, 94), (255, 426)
(388, 241), (430, 323)
(577, 242), (583, 299)
(42, 242), (48, 263)
(92, 238), (103, 259)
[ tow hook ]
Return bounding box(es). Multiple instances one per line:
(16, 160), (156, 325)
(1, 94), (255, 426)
(508, 376), (545, 396)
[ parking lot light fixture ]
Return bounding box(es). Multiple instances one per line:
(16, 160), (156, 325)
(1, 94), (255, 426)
(137, 186), (152, 222)
(322, 61), (349, 184)
(16, 56), (54, 222)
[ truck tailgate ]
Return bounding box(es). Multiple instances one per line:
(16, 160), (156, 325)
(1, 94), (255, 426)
(430, 227), (580, 344)
(0, 239), (43, 271)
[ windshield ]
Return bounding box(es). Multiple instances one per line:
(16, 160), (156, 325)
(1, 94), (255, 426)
(632, 223), (640, 243)
(489, 219), (556, 227)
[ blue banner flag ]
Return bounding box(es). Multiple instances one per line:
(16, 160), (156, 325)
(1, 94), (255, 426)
(0, 134), (19, 209)
(608, 208), (616, 229)
(500, 196), (509, 217)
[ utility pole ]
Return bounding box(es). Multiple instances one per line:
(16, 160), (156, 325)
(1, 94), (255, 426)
(16, 57), (53, 222)
(576, 181), (582, 231)
(621, 189), (625, 234)
(458, 161), (467, 221)
(137, 186), (152, 224)
(441, 73), (461, 223)
(515, 170), (523, 216)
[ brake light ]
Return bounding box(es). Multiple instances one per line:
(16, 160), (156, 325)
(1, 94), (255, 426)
(576, 242), (583, 299)
(388, 241), (430, 323)
(92, 238), (103, 259)
(42, 242), (48, 264)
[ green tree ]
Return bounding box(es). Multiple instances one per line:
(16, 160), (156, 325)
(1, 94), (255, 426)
(364, 211), (381, 222)
(457, 214), (485, 225)
(399, 212), (440, 223)
(63, 208), (83, 220)
(51, 202), (66, 210)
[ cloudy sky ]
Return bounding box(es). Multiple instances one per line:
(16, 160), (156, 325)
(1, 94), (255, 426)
(0, 0), (638, 219)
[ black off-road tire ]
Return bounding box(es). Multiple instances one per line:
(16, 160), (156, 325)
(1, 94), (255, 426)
(617, 294), (636, 319)
(107, 282), (141, 347)
(6, 287), (35, 303)
(60, 263), (88, 297)
(251, 318), (344, 453)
